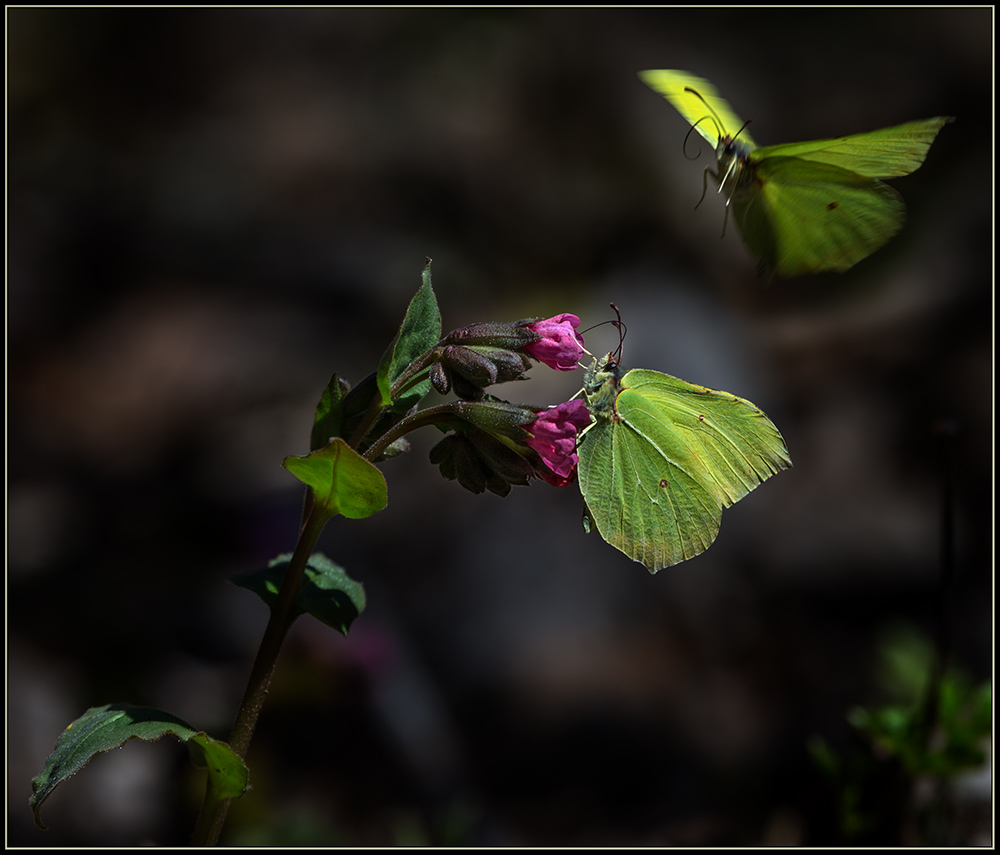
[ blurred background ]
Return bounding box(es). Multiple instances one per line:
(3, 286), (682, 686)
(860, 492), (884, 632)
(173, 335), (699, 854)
(7, 7), (992, 846)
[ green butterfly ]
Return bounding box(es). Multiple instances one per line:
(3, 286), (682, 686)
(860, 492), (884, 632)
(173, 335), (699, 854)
(639, 69), (953, 277)
(577, 354), (791, 573)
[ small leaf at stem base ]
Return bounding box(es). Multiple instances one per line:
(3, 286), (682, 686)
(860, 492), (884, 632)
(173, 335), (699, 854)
(29, 704), (248, 830)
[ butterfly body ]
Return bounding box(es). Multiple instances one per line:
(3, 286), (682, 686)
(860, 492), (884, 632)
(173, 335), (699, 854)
(640, 70), (953, 277)
(577, 354), (791, 572)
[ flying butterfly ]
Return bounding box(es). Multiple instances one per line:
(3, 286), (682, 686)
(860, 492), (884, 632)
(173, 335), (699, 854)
(639, 70), (953, 277)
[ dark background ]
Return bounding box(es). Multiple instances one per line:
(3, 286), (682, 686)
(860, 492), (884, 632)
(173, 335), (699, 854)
(7, 7), (992, 846)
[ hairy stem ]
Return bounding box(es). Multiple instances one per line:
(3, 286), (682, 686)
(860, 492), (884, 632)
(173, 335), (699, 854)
(347, 350), (440, 452)
(361, 404), (461, 462)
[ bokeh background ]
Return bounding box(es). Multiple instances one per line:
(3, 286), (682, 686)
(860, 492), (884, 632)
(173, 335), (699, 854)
(7, 7), (992, 846)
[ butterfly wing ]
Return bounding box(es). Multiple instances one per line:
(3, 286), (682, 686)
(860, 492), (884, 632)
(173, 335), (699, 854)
(578, 365), (790, 572)
(753, 117), (952, 179)
(639, 69), (756, 149)
(732, 156), (907, 277)
(622, 369), (791, 505)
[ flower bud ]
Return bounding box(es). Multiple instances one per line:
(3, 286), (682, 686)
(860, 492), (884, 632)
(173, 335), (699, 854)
(520, 314), (586, 372)
(435, 345), (532, 400)
(430, 361), (451, 395)
(441, 321), (541, 351)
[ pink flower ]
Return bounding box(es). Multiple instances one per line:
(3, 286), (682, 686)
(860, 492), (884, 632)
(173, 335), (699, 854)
(523, 314), (586, 372)
(525, 399), (592, 487)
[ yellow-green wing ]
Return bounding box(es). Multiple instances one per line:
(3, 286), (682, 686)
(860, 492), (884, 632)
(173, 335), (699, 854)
(623, 369), (790, 506)
(753, 117), (952, 178)
(639, 69), (757, 149)
(578, 411), (720, 572)
(577, 362), (790, 573)
(732, 156), (907, 277)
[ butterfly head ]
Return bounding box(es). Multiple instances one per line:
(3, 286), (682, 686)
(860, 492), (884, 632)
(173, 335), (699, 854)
(714, 129), (756, 200)
(583, 352), (626, 418)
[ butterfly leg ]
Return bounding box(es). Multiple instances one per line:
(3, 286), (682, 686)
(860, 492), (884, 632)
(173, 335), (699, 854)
(717, 157), (739, 197)
(696, 166), (718, 209)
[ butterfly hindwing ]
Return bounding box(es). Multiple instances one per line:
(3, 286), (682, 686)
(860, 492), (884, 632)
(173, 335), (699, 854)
(732, 156), (907, 277)
(578, 398), (719, 572)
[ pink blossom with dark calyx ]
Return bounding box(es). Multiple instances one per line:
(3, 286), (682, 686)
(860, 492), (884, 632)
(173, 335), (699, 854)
(525, 399), (592, 487)
(523, 314), (586, 372)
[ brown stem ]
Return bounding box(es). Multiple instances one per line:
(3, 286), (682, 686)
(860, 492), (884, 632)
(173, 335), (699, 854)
(191, 504), (330, 845)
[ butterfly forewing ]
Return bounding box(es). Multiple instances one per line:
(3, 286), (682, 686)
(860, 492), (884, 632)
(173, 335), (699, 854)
(622, 370), (791, 505)
(639, 69), (756, 149)
(752, 117), (952, 179)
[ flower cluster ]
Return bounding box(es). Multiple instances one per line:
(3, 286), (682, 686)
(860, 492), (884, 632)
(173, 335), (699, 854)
(431, 314), (586, 400)
(423, 313), (591, 493)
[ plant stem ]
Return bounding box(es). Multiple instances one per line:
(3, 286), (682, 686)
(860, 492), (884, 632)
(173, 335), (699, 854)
(362, 404), (460, 462)
(920, 420), (959, 745)
(347, 350), (438, 451)
(190, 503), (331, 846)
(347, 391), (388, 450)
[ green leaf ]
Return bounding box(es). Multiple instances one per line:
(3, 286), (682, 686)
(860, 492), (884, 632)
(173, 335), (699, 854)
(807, 735), (840, 777)
(376, 262), (442, 409)
(186, 735), (250, 799)
(875, 622), (936, 705)
(29, 704), (248, 829)
(283, 438), (387, 520)
(847, 672), (993, 778)
(232, 552), (365, 634)
(311, 373), (350, 451)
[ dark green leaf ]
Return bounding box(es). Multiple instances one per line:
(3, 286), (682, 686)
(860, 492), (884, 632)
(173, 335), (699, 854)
(341, 372), (381, 421)
(875, 622), (935, 706)
(232, 553), (365, 634)
(30, 704), (247, 829)
(376, 262), (442, 410)
(807, 735), (840, 777)
(283, 438), (387, 520)
(311, 374), (350, 451)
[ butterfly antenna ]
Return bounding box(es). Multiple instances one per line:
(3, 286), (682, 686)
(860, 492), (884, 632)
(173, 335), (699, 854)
(608, 302), (626, 362)
(581, 308), (627, 363)
(682, 119), (717, 160)
(683, 86), (728, 138)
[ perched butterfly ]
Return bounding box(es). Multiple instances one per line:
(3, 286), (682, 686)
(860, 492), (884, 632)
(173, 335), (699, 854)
(577, 352), (791, 573)
(639, 69), (953, 277)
